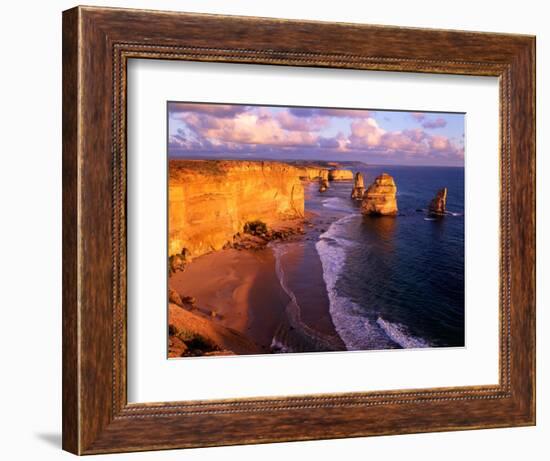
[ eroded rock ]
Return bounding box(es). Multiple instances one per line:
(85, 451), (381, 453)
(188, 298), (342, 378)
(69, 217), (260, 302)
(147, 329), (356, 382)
(328, 169), (354, 181)
(351, 172), (366, 200)
(361, 173), (398, 216)
(428, 187), (448, 216)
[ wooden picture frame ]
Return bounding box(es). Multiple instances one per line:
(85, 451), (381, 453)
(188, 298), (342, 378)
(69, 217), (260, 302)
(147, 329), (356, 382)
(62, 5), (536, 455)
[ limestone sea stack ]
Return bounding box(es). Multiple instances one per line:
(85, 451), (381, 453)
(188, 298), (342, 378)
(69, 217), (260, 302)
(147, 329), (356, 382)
(361, 173), (398, 216)
(428, 187), (448, 216)
(328, 169), (354, 181)
(351, 172), (366, 200)
(319, 169), (330, 192)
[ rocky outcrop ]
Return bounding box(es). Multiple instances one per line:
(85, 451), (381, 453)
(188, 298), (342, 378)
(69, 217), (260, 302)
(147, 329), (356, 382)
(168, 303), (260, 357)
(328, 169), (354, 181)
(169, 160), (305, 259)
(168, 287), (183, 307)
(361, 173), (398, 216)
(351, 172), (366, 200)
(319, 169), (330, 192)
(168, 250), (188, 274)
(296, 166), (328, 180)
(428, 188), (447, 216)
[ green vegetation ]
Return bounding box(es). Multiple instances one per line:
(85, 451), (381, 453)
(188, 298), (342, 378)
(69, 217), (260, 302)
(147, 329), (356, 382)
(170, 325), (220, 356)
(244, 220), (268, 236)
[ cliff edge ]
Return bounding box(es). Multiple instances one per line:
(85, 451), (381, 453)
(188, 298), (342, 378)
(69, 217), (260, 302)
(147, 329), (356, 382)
(169, 160), (306, 259)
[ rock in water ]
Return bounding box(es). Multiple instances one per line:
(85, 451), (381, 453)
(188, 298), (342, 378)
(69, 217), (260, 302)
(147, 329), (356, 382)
(328, 169), (354, 181)
(428, 187), (447, 216)
(361, 173), (398, 215)
(319, 170), (330, 192)
(351, 172), (366, 200)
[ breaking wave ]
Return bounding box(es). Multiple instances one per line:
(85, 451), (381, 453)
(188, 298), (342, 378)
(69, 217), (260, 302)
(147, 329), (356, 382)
(316, 214), (431, 351)
(321, 197), (351, 212)
(376, 317), (431, 348)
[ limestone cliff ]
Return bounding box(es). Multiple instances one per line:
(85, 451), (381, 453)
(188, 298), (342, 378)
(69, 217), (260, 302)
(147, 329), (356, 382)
(351, 172), (366, 199)
(295, 166), (327, 180)
(169, 160), (306, 259)
(319, 169), (330, 192)
(428, 187), (448, 216)
(328, 169), (354, 181)
(361, 173), (398, 216)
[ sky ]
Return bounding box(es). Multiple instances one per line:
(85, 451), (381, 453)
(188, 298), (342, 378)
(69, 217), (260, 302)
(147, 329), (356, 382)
(168, 102), (465, 166)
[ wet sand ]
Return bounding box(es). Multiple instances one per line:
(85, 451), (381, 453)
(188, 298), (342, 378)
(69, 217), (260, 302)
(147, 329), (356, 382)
(169, 248), (289, 351)
(169, 239), (345, 354)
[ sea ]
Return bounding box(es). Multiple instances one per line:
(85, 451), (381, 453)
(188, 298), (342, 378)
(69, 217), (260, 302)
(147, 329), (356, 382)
(271, 165), (465, 352)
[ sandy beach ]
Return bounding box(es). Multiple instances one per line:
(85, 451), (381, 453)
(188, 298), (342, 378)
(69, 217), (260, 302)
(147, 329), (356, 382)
(168, 227), (346, 356)
(169, 248), (290, 353)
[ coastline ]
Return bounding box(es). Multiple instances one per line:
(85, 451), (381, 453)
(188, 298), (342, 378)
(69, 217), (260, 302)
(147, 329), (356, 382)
(168, 215), (346, 356)
(170, 247), (288, 353)
(167, 161), (465, 356)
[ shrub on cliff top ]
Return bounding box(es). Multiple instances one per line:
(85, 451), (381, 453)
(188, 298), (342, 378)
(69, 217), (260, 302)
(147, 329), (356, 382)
(244, 220), (268, 236)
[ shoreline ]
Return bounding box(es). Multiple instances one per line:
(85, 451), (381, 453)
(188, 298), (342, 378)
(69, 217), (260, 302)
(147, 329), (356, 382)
(168, 213), (345, 356)
(167, 161), (465, 356)
(169, 247), (290, 356)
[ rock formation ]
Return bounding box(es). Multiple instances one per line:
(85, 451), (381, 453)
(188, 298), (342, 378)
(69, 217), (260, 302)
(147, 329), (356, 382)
(168, 287), (183, 307)
(169, 160), (305, 259)
(328, 169), (354, 181)
(296, 166), (328, 180)
(319, 169), (330, 192)
(168, 249), (188, 274)
(168, 303), (260, 357)
(351, 172), (366, 200)
(361, 173), (398, 216)
(428, 187), (448, 216)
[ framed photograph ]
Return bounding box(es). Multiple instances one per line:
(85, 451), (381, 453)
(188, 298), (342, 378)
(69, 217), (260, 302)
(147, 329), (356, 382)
(62, 6), (535, 455)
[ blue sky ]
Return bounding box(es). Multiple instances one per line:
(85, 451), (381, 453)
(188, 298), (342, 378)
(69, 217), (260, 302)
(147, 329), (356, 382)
(168, 102), (465, 166)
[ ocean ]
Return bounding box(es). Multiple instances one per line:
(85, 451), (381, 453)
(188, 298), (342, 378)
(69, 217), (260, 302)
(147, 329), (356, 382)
(272, 165), (465, 352)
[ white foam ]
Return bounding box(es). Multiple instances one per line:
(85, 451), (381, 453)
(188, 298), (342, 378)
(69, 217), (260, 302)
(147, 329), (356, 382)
(316, 214), (435, 351)
(376, 317), (431, 348)
(316, 215), (397, 350)
(321, 196), (352, 212)
(270, 243), (338, 351)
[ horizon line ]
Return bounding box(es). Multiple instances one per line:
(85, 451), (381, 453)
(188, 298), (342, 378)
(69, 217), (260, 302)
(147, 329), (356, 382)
(167, 155), (464, 168)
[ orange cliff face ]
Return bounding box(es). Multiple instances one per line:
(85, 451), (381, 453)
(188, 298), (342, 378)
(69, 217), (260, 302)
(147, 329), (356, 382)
(295, 166), (327, 180)
(169, 160), (306, 259)
(328, 169), (354, 181)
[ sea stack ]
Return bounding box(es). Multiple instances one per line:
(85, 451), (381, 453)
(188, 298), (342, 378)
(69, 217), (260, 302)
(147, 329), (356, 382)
(428, 187), (448, 216)
(361, 173), (398, 215)
(351, 172), (366, 200)
(319, 169), (330, 192)
(328, 169), (354, 181)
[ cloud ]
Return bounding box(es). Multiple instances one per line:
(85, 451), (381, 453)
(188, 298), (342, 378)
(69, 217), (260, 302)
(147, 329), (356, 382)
(289, 107), (372, 118)
(276, 110), (329, 132)
(403, 128), (428, 142)
(422, 117), (447, 129)
(181, 110), (319, 147)
(169, 103), (250, 118)
(429, 135), (451, 151)
(169, 103), (463, 165)
(345, 120), (461, 160)
(349, 117), (386, 147)
(411, 112), (426, 121)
